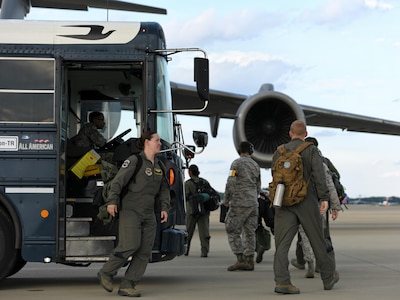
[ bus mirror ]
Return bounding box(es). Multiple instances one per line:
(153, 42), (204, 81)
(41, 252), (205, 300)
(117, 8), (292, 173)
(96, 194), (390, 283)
(193, 131), (208, 148)
(194, 57), (209, 102)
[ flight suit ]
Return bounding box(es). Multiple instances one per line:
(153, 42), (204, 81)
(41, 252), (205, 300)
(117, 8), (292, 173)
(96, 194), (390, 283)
(272, 139), (336, 288)
(100, 152), (170, 283)
(296, 161), (342, 269)
(185, 175), (210, 256)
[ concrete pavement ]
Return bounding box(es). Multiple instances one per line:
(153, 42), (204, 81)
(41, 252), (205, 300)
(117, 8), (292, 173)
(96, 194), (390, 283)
(1, 205), (399, 300)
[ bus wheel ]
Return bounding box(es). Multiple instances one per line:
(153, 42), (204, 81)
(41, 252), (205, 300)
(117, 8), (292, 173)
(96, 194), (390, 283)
(0, 208), (18, 281)
(7, 250), (26, 277)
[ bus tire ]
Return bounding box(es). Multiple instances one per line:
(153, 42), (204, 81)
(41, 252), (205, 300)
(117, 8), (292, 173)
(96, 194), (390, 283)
(6, 250), (26, 277)
(0, 207), (18, 281)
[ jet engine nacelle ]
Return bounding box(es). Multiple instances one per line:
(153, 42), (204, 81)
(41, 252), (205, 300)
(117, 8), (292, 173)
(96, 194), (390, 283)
(233, 85), (305, 169)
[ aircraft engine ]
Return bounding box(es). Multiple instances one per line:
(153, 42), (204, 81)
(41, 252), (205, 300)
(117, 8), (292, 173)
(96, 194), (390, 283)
(233, 88), (305, 169)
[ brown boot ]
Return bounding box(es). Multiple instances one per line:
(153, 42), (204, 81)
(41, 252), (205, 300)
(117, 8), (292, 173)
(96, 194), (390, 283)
(275, 284), (300, 294)
(242, 255), (255, 271)
(305, 261), (314, 278)
(227, 254), (247, 271)
(97, 270), (113, 293)
(291, 258), (305, 269)
(118, 279), (141, 297)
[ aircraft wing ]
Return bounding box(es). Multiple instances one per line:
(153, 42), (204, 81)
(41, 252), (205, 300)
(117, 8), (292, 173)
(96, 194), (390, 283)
(172, 82), (400, 168)
(171, 81), (400, 136)
(30, 0), (166, 14)
(300, 105), (400, 136)
(171, 82), (244, 119)
(0, 0), (166, 19)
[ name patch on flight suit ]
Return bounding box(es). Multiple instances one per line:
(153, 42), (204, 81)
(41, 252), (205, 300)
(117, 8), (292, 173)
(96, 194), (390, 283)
(229, 169), (237, 177)
(154, 168), (163, 176)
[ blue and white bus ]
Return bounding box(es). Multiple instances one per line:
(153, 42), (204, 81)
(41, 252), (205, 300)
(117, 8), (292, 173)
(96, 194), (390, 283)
(0, 20), (209, 281)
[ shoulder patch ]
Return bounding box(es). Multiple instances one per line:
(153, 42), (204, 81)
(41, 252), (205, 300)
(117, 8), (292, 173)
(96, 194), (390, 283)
(122, 159), (130, 168)
(229, 169), (237, 177)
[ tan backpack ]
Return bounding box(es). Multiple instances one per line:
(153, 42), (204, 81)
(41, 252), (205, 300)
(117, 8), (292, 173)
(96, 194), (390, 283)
(269, 142), (312, 206)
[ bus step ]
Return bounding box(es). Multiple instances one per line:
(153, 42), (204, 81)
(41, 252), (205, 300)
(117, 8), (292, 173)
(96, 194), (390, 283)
(64, 256), (110, 262)
(66, 217), (92, 237)
(66, 197), (95, 203)
(66, 236), (116, 257)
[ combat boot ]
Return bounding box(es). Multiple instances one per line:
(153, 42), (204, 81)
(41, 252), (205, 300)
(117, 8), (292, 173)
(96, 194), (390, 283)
(291, 258), (305, 269)
(97, 270), (113, 292)
(118, 279), (141, 297)
(275, 284), (300, 294)
(227, 254), (247, 271)
(324, 271), (340, 290)
(305, 260), (315, 278)
(242, 255), (255, 271)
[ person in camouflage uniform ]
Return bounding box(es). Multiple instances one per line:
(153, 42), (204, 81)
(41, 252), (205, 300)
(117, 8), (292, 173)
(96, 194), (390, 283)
(97, 131), (170, 297)
(224, 141), (261, 271)
(73, 111), (107, 148)
(71, 111), (116, 165)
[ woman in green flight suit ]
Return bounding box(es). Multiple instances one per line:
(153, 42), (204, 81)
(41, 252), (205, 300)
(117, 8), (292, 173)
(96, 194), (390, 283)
(97, 131), (170, 297)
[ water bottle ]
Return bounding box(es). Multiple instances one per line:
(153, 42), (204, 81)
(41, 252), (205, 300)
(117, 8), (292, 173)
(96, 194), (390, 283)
(273, 183), (285, 207)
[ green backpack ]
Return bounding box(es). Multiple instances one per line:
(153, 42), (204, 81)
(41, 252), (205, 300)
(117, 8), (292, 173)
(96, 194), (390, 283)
(269, 142), (312, 206)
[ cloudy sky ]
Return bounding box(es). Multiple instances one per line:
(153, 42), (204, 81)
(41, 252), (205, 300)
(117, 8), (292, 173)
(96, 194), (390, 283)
(23, 0), (400, 198)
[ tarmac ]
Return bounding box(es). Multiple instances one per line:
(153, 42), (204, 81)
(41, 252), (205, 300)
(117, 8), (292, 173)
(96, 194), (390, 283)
(1, 204), (399, 300)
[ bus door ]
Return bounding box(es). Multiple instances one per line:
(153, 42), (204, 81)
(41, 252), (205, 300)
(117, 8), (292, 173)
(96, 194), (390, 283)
(61, 60), (142, 262)
(57, 57), (68, 260)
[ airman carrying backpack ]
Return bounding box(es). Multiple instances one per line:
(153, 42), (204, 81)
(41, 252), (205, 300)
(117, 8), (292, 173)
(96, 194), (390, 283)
(269, 142), (312, 206)
(189, 178), (220, 216)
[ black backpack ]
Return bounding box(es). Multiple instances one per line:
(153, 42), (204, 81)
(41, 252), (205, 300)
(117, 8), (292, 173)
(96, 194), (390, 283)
(95, 154), (143, 224)
(193, 178), (220, 212)
(96, 155), (167, 224)
(94, 154), (143, 207)
(323, 157), (346, 205)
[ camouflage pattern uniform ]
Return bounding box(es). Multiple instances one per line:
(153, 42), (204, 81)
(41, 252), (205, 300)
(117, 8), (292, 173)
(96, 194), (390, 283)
(185, 175), (210, 257)
(99, 152), (170, 285)
(72, 122), (113, 163)
(73, 123), (106, 148)
(224, 154), (261, 268)
(322, 162), (341, 234)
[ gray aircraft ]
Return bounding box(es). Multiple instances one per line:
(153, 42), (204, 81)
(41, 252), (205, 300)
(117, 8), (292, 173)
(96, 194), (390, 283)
(2, 0), (400, 169)
(0, 0), (166, 19)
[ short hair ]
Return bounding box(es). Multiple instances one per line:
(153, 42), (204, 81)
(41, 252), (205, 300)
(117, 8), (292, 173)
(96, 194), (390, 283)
(290, 120), (307, 136)
(189, 164), (200, 176)
(88, 111), (104, 122)
(239, 141), (254, 155)
(305, 137), (318, 147)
